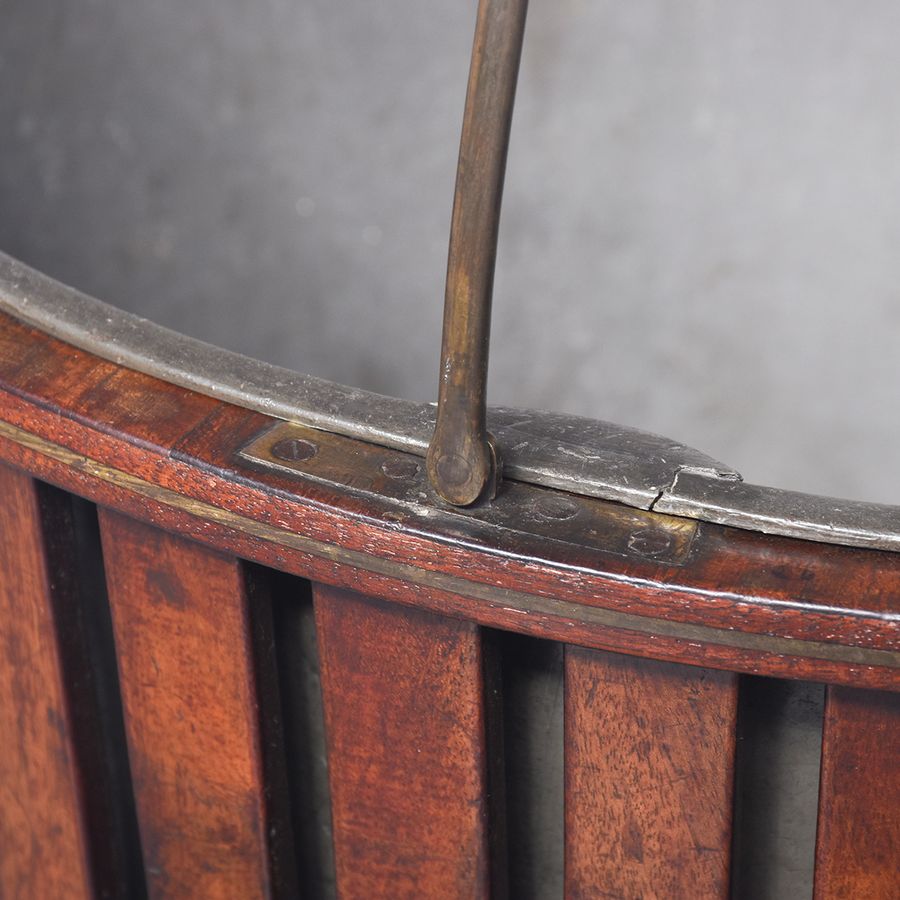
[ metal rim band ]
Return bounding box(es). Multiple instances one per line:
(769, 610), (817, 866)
(1, 250), (898, 553)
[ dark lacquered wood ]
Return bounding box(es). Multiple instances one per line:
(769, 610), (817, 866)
(814, 686), (900, 899)
(99, 511), (293, 899)
(314, 584), (495, 898)
(564, 647), (738, 897)
(0, 313), (897, 690)
(0, 465), (94, 898)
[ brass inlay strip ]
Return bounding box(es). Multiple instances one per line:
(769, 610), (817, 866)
(0, 417), (897, 670)
(239, 421), (699, 567)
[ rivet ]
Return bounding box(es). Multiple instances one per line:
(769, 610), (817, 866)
(271, 438), (318, 462)
(435, 452), (472, 488)
(535, 496), (579, 521)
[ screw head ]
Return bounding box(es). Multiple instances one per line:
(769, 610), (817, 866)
(535, 496), (579, 521)
(271, 438), (318, 462)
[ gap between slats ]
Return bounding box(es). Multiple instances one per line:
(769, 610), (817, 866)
(496, 631), (564, 900)
(731, 677), (825, 899)
(0, 468), (144, 898)
(269, 570), (337, 899)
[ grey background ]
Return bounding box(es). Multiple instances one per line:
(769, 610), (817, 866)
(2, 0), (898, 504)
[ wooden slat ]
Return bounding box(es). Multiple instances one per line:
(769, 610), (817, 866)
(814, 686), (900, 898)
(0, 465), (93, 897)
(313, 585), (494, 899)
(99, 510), (292, 899)
(564, 647), (738, 898)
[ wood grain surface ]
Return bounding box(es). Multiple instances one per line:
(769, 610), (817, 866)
(565, 646), (738, 898)
(814, 686), (900, 899)
(0, 311), (896, 689)
(314, 585), (495, 898)
(99, 511), (292, 899)
(0, 308), (898, 895)
(0, 465), (94, 897)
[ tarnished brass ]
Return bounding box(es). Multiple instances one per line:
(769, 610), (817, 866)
(240, 420), (699, 567)
(426, 0), (529, 505)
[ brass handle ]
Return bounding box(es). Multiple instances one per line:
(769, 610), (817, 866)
(426, 0), (529, 506)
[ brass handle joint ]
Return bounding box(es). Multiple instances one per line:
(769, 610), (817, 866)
(426, 0), (529, 506)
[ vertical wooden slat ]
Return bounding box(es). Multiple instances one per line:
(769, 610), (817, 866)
(0, 465), (93, 897)
(99, 510), (293, 899)
(814, 686), (900, 899)
(313, 585), (495, 899)
(565, 647), (738, 898)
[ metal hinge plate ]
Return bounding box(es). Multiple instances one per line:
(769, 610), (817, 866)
(237, 420), (699, 567)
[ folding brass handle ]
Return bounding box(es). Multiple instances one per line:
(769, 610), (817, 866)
(426, 0), (529, 506)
